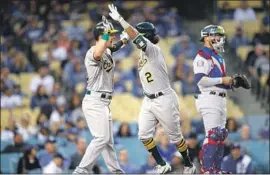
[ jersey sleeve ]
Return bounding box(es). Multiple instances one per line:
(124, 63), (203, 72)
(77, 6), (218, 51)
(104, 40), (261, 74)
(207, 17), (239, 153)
(193, 54), (210, 75)
(144, 38), (160, 59)
(85, 47), (100, 66)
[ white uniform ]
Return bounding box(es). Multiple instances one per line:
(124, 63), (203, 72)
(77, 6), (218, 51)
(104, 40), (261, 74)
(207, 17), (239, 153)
(74, 46), (123, 173)
(193, 47), (228, 133)
(138, 39), (183, 144)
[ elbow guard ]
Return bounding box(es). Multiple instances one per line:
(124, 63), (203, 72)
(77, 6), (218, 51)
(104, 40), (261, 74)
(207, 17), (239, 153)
(133, 35), (147, 49)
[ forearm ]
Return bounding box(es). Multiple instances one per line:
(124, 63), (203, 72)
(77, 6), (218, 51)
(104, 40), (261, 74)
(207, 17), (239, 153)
(93, 34), (109, 60)
(109, 40), (124, 53)
(195, 74), (222, 86)
(119, 18), (139, 40)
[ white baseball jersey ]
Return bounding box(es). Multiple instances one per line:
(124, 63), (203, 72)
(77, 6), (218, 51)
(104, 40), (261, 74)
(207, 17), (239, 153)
(193, 47), (229, 93)
(85, 46), (115, 93)
(138, 38), (171, 94)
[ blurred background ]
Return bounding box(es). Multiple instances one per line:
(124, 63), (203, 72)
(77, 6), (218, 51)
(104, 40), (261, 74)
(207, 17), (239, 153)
(0, 0), (269, 174)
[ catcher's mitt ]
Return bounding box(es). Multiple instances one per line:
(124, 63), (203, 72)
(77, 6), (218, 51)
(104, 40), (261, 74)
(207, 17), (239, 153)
(232, 73), (251, 89)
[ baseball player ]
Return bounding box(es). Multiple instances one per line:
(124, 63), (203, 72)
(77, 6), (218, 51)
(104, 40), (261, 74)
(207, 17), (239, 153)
(108, 4), (196, 174)
(73, 16), (129, 174)
(193, 25), (250, 174)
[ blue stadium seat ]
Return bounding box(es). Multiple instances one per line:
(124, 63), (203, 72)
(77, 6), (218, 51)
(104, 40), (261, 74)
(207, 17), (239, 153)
(246, 115), (268, 139)
(28, 168), (42, 174)
(240, 140), (269, 173)
(56, 137), (68, 147)
(115, 137), (149, 166)
(0, 153), (23, 173)
(0, 140), (12, 151)
(227, 132), (241, 142)
(79, 130), (93, 144)
(197, 133), (205, 146)
(58, 143), (77, 158)
(129, 122), (138, 136)
(191, 119), (205, 134)
(113, 121), (121, 136)
(27, 137), (44, 145)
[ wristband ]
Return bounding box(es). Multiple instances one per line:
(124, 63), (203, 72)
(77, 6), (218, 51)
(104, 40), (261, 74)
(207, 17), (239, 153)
(102, 33), (110, 41)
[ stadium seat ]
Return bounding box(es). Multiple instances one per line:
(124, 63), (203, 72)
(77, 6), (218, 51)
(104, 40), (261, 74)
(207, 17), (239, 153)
(27, 136), (44, 145)
(115, 137), (149, 166)
(227, 132), (241, 142)
(62, 20), (92, 30)
(220, 20), (237, 40)
(32, 43), (49, 59)
(0, 140), (12, 152)
(20, 73), (38, 96)
(246, 115), (268, 139)
(217, 1), (263, 9)
(172, 81), (182, 95)
(1, 108), (40, 129)
(0, 153), (23, 174)
(28, 169), (42, 174)
(129, 122), (139, 136)
(78, 19), (92, 30)
(125, 80), (132, 92)
(9, 74), (20, 84)
(182, 95), (200, 119)
(260, 75), (268, 86)
(239, 140), (269, 173)
(111, 94), (141, 122)
(243, 20), (260, 40)
(49, 60), (61, 76)
(79, 130), (93, 144)
(63, 3), (70, 12)
(236, 46), (253, 62)
(58, 144), (77, 158)
(87, 2), (98, 10)
(191, 119), (204, 134)
(226, 98), (244, 118)
(120, 58), (133, 71)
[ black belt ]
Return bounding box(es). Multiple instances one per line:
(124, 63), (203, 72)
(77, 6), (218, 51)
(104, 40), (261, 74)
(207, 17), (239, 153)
(144, 92), (164, 99)
(194, 91), (226, 99)
(86, 90), (112, 100)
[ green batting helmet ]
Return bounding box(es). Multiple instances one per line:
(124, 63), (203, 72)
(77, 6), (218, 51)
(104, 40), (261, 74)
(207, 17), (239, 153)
(93, 21), (119, 40)
(135, 22), (156, 40)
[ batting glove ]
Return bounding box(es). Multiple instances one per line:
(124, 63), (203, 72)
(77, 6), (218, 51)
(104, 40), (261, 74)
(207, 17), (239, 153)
(108, 4), (123, 22)
(101, 16), (112, 34)
(120, 31), (130, 42)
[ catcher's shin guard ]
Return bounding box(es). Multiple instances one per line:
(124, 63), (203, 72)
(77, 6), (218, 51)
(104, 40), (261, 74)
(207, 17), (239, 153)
(215, 143), (225, 171)
(201, 127), (228, 173)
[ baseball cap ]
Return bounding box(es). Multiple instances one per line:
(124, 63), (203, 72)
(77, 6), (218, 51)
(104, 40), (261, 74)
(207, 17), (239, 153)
(68, 128), (79, 135)
(24, 144), (38, 152)
(188, 132), (197, 139)
(231, 143), (241, 149)
(46, 137), (56, 144)
(54, 153), (64, 160)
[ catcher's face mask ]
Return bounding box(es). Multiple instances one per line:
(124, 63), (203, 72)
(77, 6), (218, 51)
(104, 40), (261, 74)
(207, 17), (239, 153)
(209, 26), (226, 52)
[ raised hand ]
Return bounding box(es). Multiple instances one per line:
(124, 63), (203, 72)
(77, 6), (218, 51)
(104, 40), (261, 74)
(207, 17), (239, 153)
(108, 4), (122, 22)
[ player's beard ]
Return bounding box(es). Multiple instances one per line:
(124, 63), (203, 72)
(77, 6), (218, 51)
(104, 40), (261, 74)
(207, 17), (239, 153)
(151, 35), (160, 44)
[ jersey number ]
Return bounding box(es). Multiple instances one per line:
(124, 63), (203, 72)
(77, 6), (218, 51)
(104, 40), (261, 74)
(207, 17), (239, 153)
(145, 72), (153, 83)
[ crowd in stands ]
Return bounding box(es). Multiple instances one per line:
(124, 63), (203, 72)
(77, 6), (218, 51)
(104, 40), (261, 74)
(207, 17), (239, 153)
(1, 0), (269, 174)
(217, 0), (269, 112)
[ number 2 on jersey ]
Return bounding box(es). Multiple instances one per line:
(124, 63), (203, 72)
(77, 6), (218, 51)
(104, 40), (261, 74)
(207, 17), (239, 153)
(145, 72), (153, 83)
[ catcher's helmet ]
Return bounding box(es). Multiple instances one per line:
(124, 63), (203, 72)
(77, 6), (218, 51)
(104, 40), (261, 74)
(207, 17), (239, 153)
(200, 25), (225, 42)
(135, 22), (156, 40)
(93, 21), (119, 40)
(200, 24), (226, 52)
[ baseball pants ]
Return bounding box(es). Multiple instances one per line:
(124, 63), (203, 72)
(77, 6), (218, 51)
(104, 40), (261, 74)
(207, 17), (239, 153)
(74, 95), (123, 173)
(138, 88), (183, 143)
